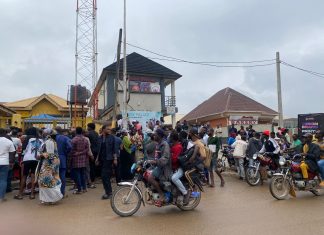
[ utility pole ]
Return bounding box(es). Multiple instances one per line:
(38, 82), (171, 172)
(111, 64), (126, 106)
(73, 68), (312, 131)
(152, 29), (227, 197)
(276, 52), (284, 128)
(112, 28), (122, 128)
(122, 0), (128, 130)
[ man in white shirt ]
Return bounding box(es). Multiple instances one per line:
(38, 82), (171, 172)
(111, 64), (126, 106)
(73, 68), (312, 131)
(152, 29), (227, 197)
(0, 128), (15, 202)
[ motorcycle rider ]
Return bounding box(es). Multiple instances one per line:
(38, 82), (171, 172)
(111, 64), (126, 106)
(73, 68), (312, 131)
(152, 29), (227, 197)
(259, 130), (280, 167)
(300, 133), (320, 182)
(246, 132), (262, 166)
(170, 131), (190, 205)
(147, 129), (172, 207)
(314, 131), (324, 187)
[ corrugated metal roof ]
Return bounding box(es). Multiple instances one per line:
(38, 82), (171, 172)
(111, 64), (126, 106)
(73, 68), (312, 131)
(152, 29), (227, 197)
(183, 87), (278, 121)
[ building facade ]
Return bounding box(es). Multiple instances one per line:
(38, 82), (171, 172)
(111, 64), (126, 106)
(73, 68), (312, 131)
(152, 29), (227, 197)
(182, 87), (278, 136)
(4, 94), (88, 129)
(89, 52), (182, 127)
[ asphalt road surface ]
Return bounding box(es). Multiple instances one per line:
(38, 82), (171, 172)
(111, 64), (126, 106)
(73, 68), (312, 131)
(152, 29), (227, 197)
(1, 174), (324, 235)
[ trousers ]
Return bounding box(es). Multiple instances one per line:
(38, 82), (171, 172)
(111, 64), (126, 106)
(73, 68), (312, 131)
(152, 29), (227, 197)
(0, 165), (9, 199)
(234, 158), (245, 178)
(73, 167), (87, 192)
(317, 160), (324, 179)
(171, 168), (187, 195)
(59, 168), (66, 195)
(101, 160), (113, 195)
(300, 162), (309, 179)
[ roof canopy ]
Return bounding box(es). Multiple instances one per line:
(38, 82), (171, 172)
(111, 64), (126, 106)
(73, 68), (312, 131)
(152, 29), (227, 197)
(183, 87), (278, 121)
(104, 52), (182, 79)
(4, 94), (87, 112)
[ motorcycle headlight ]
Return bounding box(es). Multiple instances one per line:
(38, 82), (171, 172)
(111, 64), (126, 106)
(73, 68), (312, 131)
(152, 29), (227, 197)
(279, 156), (286, 166)
(253, 154), (258, 160)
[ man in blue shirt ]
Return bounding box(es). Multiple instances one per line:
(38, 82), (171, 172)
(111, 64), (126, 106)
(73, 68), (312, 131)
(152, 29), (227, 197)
(55, 127), (72, 196)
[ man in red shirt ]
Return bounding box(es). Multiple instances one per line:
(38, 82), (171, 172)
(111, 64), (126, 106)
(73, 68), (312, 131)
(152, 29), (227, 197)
(170, 132), (190, 205)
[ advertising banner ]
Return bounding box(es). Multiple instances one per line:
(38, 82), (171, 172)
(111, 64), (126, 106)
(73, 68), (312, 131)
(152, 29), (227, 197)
(128, 111), (161, 131)
(298, 113), (324, 136)
(129, 76), (160, 93)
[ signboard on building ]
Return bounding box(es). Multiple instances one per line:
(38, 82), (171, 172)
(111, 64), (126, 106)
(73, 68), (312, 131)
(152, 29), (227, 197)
(229, 116), (258, 125)
(166, 106), (176, 115)
(298, 113), (324, 136)
(128, 111), (161, 131)
(129, 76), (160, 93)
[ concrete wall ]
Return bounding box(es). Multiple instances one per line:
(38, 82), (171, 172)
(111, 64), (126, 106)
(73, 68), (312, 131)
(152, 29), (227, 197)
(31, 100), (61, 116)
(122, 92), (162, 112)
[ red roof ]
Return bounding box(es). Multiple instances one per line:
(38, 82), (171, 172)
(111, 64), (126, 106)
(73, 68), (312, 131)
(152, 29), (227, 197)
(182, 87), (277, 121)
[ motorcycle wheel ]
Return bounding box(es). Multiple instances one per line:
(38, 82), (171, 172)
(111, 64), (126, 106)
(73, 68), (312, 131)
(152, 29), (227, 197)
(216, 158), (225, 173)
(310, 189), (321, 196)
(110, 186), (142, 217)
(177, 188), (201, 211)
(245, 167), (261, 186)
(269, 176), (290, 200)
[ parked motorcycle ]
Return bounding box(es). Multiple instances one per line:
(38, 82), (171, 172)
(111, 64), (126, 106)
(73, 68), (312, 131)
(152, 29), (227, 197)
(110, 160), (202, 217)
(269, 154), (322, 200)
(217, 146), (235, 173)
(245, 152), (279, 186)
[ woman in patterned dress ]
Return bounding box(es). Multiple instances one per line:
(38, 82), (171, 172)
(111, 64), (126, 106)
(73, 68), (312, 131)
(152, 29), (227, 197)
(38, 129), (63, 204)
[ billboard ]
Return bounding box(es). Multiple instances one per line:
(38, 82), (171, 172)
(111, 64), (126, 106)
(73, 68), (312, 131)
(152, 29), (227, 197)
(129, 76), (160, 93)
(128, 111), (161, 131)
(298, 113), (324, 136)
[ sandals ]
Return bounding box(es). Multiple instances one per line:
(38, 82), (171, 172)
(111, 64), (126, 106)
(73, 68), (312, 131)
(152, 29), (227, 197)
(29, 195), (35, 200)
(14, 195), (23, 200)
(73, 191), (82, 195)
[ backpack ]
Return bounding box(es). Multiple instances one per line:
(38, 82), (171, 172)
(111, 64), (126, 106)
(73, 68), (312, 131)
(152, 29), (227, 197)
(203, 146), (212, 168)
(178, 145), (195, 170)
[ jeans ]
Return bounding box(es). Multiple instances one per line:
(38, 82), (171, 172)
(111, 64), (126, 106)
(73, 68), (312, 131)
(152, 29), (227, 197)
(0, 165), (9, 199)
(171, 168), (187, 195)
(318, 160), (324, 179)
(7, 169), (13, 192)
(59, 168), (66, 195)
(101, 160), (113, 195)
(73, 167), (87, 192)
(234, 158), (245, 179)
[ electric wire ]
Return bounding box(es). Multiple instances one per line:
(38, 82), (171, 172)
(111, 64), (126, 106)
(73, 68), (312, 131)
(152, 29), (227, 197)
(281, 61), (324, 78)
(126, 42), (275, 65)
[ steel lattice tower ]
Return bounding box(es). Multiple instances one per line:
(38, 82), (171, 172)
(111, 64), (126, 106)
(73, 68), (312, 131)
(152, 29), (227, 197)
(75, 0), (98, 101)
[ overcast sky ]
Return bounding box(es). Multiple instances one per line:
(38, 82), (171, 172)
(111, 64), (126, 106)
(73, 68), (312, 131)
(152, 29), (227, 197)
(1, 0), (324, 118)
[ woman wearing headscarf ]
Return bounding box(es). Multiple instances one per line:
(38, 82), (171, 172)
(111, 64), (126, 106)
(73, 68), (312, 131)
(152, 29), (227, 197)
(38, 129), (63, 204)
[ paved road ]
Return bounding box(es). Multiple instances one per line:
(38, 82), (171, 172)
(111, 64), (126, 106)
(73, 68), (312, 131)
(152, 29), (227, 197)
(1, 174), (324, 235)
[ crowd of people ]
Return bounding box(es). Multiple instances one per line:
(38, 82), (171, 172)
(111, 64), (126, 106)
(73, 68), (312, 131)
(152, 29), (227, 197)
(0, 120), (323, 205)
(227, 124), (324, 187)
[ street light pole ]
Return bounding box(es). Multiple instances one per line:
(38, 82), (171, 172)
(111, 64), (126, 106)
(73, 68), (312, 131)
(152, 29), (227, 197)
(276, 52), (284, 128)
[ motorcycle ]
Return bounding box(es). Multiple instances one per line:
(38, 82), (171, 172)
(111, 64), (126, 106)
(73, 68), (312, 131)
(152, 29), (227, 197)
(245, 152), (280, 186)
(110, 160), (203, 217)
(269, 154), (322, 200)
(217, 146), (235, 172)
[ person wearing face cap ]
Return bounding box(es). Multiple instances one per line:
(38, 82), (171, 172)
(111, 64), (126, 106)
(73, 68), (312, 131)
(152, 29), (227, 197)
(300, 133), (320, 182)
(147, 128), (172, 207)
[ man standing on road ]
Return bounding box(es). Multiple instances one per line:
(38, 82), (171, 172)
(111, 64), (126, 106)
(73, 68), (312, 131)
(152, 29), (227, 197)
(96, 125), (117, 200)
(71, 127), (89, 194)
(87, 123), (99, 188)
(207, 128), (225, 187)
(0, 128), (15, 202)
(55, 126), (72, 196)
